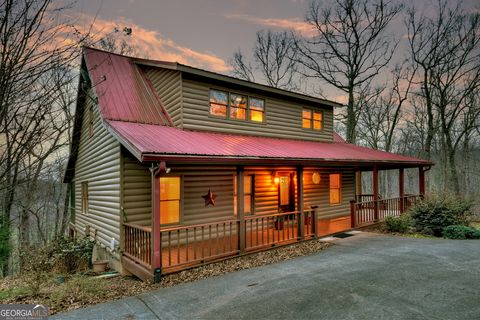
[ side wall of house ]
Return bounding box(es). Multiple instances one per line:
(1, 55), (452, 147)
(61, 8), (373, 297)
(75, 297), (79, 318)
(73, 88), (122, 258)
(180, 79), (334, 142)
(143, 68), (182, 126)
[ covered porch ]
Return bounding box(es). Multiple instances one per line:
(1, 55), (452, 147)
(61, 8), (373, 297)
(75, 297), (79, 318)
(121, 163), (428, 281)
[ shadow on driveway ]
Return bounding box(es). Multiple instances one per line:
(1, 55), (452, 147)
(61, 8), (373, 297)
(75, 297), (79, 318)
(53, 232), (480, 320)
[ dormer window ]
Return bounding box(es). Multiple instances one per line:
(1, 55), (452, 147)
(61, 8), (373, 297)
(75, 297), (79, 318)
(230, 94), (247, 120)
(302, 109), (323, 130)
(209, 90), (228, 117)
(209, 89), (265, 123)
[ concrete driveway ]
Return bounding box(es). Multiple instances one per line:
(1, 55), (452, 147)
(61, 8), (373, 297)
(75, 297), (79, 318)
(53, 233), (480, 320)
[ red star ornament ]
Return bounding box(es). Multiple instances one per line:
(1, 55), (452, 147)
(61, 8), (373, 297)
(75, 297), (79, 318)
(202, 189), (216, 207)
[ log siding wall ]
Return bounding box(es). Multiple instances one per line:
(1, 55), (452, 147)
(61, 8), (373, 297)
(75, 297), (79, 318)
(73, 88), (122, 254)
(144, 68), (182, 126)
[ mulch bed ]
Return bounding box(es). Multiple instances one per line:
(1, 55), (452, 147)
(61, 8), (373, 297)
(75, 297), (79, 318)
(1, 239), (332, 315)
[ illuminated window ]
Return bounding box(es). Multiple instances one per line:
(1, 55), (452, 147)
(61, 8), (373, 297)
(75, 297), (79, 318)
(160, 177), (181, 225)
(302, 109), (312, 128)
(302, 109), (323, 130)
(230, 94), (247, 120)
(329, 173), (341, 205)
(209, 90), (228, 117)
(234, 175), (254, 215)
(279, 176), (290, 206)
(81, 182), (88, 214)
(249, 97), (264, 122)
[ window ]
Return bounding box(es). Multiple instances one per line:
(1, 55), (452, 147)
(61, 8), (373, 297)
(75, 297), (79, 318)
(329, 173), (341, 205)
(230, 94), (247, 120)
(81, 182), (88, 214)
(209, 90), (228, 118)
(160, 177), (181, 225)
(302, 109), (323, 130)
(234, 175), (254, 215)
(249, 97), (265, 122)
(209, 89), (265, 123)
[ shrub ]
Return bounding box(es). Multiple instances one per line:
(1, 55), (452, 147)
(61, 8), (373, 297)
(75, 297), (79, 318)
(443, 225), (480, 239)
(409, 195), (473, 236)
(50, 237), (95, 274)
(385, 214), (412, 233)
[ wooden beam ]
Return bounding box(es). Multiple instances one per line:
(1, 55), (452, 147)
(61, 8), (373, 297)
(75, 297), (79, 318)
(297, 166), (305, 240)
(373, 165), (379, 222)
(151, 167), (162, 282)
(237, 166), (245, 253)
(399, 168), (405, 213)
(419, 167), (425, 197)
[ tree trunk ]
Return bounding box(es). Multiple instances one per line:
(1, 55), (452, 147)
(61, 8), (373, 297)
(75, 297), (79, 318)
(346, 86), (356, 143)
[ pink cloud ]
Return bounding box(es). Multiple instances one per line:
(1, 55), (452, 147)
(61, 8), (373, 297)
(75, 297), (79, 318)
(71, 14), (231, 73)
(224, 14), (315, 36)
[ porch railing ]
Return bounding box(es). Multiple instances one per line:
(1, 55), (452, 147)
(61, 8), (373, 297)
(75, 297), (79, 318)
(351, 195), (421, 227)
(123, 223), (152, 269)
(244, 209), (315, 251)
(160, 219), (240, 271)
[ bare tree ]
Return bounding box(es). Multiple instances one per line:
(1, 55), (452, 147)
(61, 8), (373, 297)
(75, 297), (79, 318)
(407, 0), (480, 194)
(230, 30), (300, 90)
(294, 0), (403, 143)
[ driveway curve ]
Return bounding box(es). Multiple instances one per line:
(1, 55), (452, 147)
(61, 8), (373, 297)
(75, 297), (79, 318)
(54, 233), (480, 320)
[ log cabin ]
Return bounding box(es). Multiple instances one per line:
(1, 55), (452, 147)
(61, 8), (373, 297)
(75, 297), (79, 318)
(64, 47), (432, 282)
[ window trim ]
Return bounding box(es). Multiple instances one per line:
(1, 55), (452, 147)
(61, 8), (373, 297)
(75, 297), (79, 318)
(81, 181), (88, 215)
(329, 173), (342, 206)
(302, 108), (324, 131)
(209, 88), (266, 124)
(234, 174), (255, 216)
(159, 175), (183, 226)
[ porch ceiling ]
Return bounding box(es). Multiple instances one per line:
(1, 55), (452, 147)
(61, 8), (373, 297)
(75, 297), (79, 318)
(105, 120), (432, 168)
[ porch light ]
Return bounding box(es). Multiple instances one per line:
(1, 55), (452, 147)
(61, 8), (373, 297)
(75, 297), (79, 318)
(312, 172), (320, 184)
(274, 176), (280, 184)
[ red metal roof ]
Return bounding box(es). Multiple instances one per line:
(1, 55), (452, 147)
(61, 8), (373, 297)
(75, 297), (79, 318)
(106, 120), (431, 165)
(83, 48), (172, 125)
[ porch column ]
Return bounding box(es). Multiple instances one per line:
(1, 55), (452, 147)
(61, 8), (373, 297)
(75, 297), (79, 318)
(355, 170), (362, 202)
(399, 168), (405, 213)
(419, 166), (425, 198)
(296, 166), (305, 240)
(150, 167), (162, 282)
(373, 165), (379, 222)
(237, 166), (245, 253)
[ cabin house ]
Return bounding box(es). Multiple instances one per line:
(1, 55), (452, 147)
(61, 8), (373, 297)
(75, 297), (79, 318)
(64, 47), (432, 282)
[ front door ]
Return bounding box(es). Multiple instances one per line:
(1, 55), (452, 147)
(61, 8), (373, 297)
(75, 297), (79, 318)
(278, 173), (295, 213)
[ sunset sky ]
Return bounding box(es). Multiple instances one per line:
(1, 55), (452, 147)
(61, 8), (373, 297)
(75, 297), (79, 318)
(71, 0), (479, 102)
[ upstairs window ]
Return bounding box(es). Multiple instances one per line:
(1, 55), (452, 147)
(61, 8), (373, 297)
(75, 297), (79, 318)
(329, 173), (341, 205)
(160, 177), (181, 225)
(209, 89), (265, 123)
(209, 90), (228, 118)
(230, 94), (247, 120)
(249, 97), (265, 122)
(302, 109), (323, 130)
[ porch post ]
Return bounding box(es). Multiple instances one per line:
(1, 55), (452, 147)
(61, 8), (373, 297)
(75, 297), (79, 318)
(399, 168), (405, 213)
(296, 166), (305, 240)
(355, 170), (362, 202)
(419, 166), (425, 198)
(150, 167), (162, 282)
(373, 165), (379, 222)
(237, 166), (245, 253)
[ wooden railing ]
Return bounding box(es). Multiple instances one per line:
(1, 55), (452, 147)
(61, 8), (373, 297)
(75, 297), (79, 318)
(123, 208), (319, 275)
(160, 220), (240, 270)
(356, 194), (377, 203)
(123, 223), (152, 268)
(351, 195), (421, 227)
(244, 209), (316, 251)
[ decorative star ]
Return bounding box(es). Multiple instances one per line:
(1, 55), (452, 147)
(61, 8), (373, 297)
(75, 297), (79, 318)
(202, 189), (216, 207)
